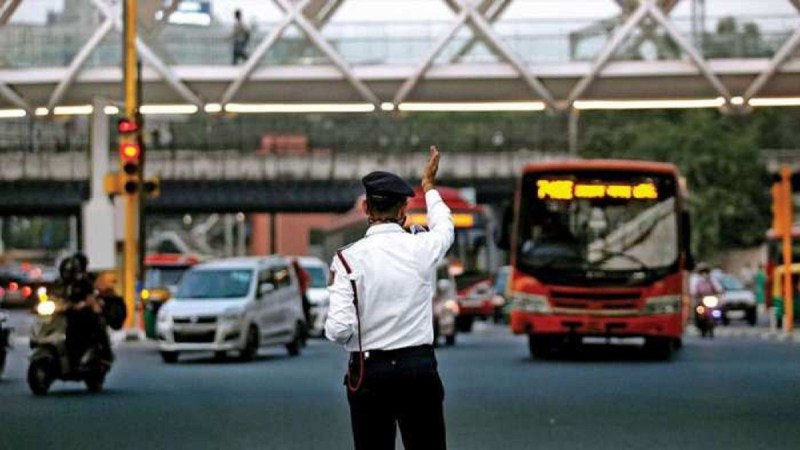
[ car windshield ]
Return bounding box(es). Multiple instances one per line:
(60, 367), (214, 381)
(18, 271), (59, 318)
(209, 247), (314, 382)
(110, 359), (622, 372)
(516, 171), (679, 285)
(174, 269), (253, 299)
(494, 267), (510, 293)
(304, 266), (327, 289)
(716, 274), (744, 291)
(145, 266), (188, 289)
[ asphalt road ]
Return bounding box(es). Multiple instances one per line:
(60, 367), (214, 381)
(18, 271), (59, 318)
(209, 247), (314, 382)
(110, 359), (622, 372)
(2, 315), (800, 450)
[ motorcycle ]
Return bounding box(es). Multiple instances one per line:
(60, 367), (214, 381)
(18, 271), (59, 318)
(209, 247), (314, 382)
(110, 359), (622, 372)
(27, 298), (112, 395)
(694, 294), (722, 338)
(0, 307), (12, 378)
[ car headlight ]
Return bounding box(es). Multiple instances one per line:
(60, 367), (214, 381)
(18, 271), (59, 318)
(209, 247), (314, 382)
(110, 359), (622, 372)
(220, 309), (244, 323)
(157, 311), (171, 323)
(36, 300), (56, 316)
(702, 295), (719, 308)
(511, 293), (551, 314)
(642, 295), (682, 315)
(444, 299), (460, 315)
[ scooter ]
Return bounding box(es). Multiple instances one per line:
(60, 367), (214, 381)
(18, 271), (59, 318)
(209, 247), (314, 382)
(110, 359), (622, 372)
(0, 307), (12, 378)
(27, 298), (112, 395)
(694, 295), (722, 338)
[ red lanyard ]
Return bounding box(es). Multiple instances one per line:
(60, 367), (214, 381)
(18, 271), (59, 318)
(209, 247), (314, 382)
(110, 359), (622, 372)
(336, 249), (364, 393)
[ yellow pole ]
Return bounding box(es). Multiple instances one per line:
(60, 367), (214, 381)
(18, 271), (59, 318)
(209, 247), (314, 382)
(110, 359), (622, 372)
(781, 165), (793, 335)
(123, 0), (138, 330)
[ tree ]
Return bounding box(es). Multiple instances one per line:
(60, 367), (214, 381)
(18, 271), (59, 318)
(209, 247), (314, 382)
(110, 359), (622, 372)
(580, 110), (770, 259)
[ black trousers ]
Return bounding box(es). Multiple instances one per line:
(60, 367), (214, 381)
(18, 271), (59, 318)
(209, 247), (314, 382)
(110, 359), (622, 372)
(346, 345), (446, 450)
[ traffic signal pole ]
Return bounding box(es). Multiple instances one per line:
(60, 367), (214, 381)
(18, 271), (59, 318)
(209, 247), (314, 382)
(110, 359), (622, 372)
(122, 0), (139, 331)
(780, 166), (794, 335)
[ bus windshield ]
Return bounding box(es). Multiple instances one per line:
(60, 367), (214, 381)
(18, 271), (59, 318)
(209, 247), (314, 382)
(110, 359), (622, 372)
(516, 171), (679, 285)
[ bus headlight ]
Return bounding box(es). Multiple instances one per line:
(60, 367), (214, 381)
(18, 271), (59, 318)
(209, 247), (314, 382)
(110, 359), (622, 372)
(642, 295), (681, 315)
(512, 294), (551, 314)
(702, 295), (719, 308)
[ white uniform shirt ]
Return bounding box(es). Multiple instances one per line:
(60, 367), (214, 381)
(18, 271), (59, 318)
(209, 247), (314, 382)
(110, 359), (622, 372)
(325, 189), (455, 352)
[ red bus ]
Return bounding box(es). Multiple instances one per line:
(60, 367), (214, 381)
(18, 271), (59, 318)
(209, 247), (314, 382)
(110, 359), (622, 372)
(500, 160), (692, 359)
(316, 187), (494, 331)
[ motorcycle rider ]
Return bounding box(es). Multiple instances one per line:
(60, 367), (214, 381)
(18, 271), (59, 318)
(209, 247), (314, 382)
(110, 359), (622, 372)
(55, 253), (113, 368)
(691, 263), (718, 298)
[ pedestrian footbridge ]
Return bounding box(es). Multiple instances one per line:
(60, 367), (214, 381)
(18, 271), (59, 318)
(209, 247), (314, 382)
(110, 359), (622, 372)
(1, 0), (799, 114)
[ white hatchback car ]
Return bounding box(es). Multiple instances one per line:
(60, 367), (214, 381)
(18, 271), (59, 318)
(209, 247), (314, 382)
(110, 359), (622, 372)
(156, 256), (306, 363)
(296, 256), (330, 337)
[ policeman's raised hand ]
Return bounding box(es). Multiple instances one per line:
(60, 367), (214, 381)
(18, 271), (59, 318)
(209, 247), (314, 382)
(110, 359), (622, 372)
(422, 145), (440, 192)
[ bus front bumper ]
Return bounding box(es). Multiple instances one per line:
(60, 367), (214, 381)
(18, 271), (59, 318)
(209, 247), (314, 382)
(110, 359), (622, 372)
(510, 310), (683, 339)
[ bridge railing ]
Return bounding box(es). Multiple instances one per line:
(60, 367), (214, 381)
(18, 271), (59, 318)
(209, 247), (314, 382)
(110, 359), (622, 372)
(1, 14), (796, 69)
(0, 149), (568, 182)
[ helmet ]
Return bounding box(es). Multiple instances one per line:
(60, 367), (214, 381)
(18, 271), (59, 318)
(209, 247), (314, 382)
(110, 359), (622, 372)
(58, 256), (82, 282)
(72, 252), (89, 273)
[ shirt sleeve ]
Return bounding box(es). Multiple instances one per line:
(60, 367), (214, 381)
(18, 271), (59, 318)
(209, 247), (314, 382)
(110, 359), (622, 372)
(325, 255), (356, 346)
(415, 189), (455, 272)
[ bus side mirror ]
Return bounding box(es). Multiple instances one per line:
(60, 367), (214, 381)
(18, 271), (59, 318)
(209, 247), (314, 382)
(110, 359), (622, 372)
(681, 212), (695, 271)
(494, 203), (512, 251)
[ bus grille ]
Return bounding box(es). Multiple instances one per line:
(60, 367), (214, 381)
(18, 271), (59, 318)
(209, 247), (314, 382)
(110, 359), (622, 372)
(550, 289), (640, 311)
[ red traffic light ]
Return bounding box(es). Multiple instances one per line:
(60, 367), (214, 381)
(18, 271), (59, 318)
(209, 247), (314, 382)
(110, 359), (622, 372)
(117, 118), (139, 134)
(120, 142), (141, 162)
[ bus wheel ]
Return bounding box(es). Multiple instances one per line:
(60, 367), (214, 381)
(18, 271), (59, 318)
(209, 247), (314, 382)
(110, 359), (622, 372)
(528, 334), (553, 359)
(644, 337), (674, 361)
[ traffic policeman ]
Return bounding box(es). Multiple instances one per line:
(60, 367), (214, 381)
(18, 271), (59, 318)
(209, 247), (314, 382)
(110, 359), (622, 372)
(326, 146), (454, 450)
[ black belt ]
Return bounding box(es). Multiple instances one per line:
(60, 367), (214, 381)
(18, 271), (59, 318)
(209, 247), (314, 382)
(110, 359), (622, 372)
(351, 344), (434, 361)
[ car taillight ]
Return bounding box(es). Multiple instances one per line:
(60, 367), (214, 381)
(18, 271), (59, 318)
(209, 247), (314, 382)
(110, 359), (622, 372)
(21, 286), (33, 298)
(8, 282), (18, 291)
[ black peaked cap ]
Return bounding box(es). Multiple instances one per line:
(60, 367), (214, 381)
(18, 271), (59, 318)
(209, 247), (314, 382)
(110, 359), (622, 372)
(362, 171), (415, 198)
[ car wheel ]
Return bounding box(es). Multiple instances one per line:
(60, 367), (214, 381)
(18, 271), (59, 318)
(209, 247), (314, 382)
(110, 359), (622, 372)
(213, 351), (228, 361)
(0, 349), (6, 379)
(27, 357), (54, 396)
(239, 326), (259, 362)
(286, 323), (302, 357)
(160, 351), (179, 364)
(455, 316), (474, 333)
(445, 334), (456, 346)
(721, 314), (730, 326)
(746, 307), (757, 326)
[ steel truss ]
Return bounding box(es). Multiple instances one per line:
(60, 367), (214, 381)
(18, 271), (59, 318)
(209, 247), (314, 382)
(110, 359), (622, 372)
(0, 0), (799, 113)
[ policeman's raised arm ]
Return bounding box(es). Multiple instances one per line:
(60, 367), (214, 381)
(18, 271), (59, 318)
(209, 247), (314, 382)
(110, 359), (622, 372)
(417, 146), (455, 270)
(324, 256), (357, 345)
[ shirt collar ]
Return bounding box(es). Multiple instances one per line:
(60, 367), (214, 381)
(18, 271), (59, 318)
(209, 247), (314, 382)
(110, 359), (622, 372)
(366, 223), (405, 236)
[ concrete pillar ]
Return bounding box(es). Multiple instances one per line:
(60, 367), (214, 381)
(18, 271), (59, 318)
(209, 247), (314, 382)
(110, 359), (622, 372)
(568, 108), (580, 156)
(81, 97), (116, 271)
(236, 213), (246, 256)
(224, 213), (234, 257)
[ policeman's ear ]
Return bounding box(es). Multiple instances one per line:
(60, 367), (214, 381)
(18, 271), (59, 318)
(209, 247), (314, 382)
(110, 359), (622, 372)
(361, 199), (370, 216)
(397, 202), (408, 220)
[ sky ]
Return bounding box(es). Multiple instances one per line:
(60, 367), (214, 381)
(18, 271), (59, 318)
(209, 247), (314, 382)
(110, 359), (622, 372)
(9, 0), (798, 25)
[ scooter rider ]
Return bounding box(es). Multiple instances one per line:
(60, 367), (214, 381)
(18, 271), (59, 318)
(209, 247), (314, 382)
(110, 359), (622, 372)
(55, 253), (113, 368)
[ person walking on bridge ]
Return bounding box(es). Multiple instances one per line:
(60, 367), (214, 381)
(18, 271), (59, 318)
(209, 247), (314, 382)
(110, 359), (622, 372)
(326, 146), (454, 450)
